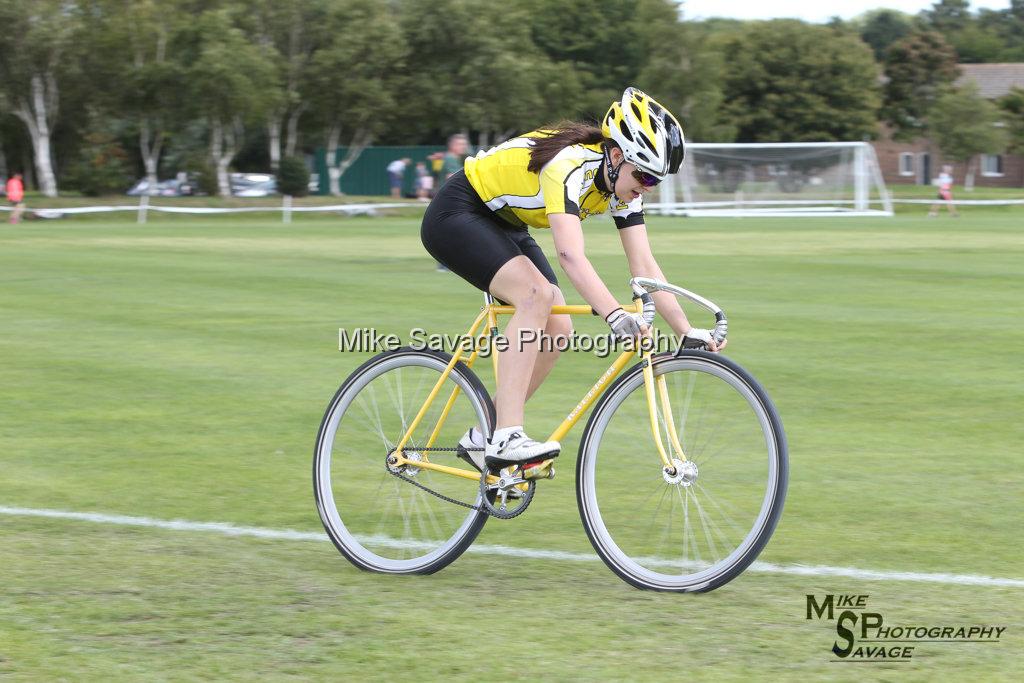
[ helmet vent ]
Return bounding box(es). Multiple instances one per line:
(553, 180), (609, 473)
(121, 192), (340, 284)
(636, 151), (650, 162)
(630, 101), (643, 119)
(618, 120), (633, 142)
(636, 130), (655, 151)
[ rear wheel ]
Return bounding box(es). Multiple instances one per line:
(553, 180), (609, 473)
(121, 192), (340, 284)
(314, 348), (494, 574)
(576, 351), (787, 591)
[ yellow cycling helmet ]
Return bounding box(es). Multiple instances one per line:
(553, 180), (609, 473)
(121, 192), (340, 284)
(602, 87), (685, 180)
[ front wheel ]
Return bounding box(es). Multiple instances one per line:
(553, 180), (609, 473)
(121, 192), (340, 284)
(576, 351), (787, 592)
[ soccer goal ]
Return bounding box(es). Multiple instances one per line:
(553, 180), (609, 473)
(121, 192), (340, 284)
(649, 142), (893, 217)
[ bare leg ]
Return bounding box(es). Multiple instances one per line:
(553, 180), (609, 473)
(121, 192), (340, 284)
(487, 256), (553, 429)
(525, 285), (572, 401)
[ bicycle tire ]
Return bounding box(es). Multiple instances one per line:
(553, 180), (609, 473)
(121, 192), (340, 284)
(576, 350), (787, 592)
(314, 347), (495, 574)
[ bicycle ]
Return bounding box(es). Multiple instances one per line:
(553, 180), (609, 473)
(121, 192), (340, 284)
(313, 277), (787, 592)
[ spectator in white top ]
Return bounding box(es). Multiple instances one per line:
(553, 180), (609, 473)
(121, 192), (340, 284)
(387, 157), (412, 198)
(415, 162), (433, 201)
(929, 165), (959, 217)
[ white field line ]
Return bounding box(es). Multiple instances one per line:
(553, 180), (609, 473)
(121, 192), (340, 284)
(2, 505), (1022, 588)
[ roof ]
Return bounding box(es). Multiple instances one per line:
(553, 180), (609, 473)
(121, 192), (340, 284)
(955, 63), (1024, 99)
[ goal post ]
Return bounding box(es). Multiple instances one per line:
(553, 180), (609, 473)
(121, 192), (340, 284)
(649, 142), (893, 217)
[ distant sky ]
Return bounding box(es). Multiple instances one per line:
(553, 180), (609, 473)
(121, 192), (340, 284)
(682, 0), (1010, 23)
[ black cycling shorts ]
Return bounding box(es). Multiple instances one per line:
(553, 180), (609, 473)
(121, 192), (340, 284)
(421, 170), (558, 293)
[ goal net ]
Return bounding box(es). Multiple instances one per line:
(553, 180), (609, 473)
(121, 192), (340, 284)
(649, 142), (892, 217)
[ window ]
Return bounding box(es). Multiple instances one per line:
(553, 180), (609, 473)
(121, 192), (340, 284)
(981, 154), (1004, 177)
(899, 152), (914, 176)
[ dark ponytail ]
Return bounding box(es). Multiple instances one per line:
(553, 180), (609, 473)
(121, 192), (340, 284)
(527, 121), (611, 173)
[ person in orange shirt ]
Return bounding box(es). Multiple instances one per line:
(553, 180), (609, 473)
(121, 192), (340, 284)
(6, 172), (25, 224)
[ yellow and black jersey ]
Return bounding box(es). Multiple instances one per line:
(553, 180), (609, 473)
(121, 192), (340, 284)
(463, 131), (645, 230)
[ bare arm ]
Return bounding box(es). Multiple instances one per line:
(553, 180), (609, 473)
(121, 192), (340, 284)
(618, 222), (722, 350)
(548, 213), (624, 320)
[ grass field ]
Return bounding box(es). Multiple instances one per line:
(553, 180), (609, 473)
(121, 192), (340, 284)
(2, 209), (1022, 680)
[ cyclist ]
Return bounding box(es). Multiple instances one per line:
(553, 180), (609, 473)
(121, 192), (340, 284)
(421, 87), (723, 476)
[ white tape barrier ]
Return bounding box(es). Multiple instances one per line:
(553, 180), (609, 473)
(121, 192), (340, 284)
(890, 198), (1024, 205)
(1, 197), (1021, 222)
(0, 201), (426, 220)
(649, 198), (1024, 209)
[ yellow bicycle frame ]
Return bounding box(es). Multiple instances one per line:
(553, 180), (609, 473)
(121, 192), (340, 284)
(388, 298), (689, 482)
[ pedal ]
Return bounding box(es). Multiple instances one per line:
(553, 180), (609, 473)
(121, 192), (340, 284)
(521, 459), (556, 480)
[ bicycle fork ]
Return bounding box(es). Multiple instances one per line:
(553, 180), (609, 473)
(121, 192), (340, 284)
(640, 350), (689, 475)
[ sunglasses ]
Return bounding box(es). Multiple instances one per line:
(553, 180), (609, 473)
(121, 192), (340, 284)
(631, 168), (661, 188)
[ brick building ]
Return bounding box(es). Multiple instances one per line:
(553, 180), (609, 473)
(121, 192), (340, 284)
(872, 63), (1024, 188)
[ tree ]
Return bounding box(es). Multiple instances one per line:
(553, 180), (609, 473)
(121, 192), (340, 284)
(997, 87), (1024, 155)
(634, 3), (732, 142)
(277, 155), (310, 196)
(81, 0), (191, 189)
(187, 8), (280, 196)
(395, 0), (578, 149)
(64, 116), (135, 196)
(857, 9), (912, 61)
(882, 30), (959, 140)
(978, 7), (1024, 61)
(922, 0), (972, 34)
(917, 0), (1014, 63)
(0, 0), (83, 196)
(715, 20), (881, 142)
(946, 20), (1012, 63)
(528, 0), (650, 120)
(443, 2), (575, 148)
(305, 0), (405, 195)
(928, 82), (1008, 189)
(245, 0), (326, 172)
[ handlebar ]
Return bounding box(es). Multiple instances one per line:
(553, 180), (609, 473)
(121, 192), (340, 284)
(629, 276), (728, 345)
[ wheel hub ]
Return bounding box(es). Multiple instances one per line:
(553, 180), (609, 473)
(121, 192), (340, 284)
(386, 450), (422, 476)
(663, 458), (698, 487)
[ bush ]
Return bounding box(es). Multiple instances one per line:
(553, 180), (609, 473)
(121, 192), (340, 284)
(194, 163), (219, 197)
(277, 156), (310, 197)
(174, 151), (219, 196)
(64, 131), (134, 196)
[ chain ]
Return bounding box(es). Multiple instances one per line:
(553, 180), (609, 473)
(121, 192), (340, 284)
(386, 446), (485, 513)
(387, 468), (486, 512)
(385, 446), (533, 518)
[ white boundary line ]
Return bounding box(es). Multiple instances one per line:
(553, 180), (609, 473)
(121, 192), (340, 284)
(3, 505), (1022, 588)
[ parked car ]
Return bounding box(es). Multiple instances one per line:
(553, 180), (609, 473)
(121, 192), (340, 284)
(230, 173), (277, 197)
(127, 174), (200, 197)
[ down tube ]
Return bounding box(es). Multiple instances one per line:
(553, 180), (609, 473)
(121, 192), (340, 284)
(548, 349), (636, 444)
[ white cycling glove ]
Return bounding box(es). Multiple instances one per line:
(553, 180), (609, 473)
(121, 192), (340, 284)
(681, 327), (715, 349)
(605, 308), (647, 339)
